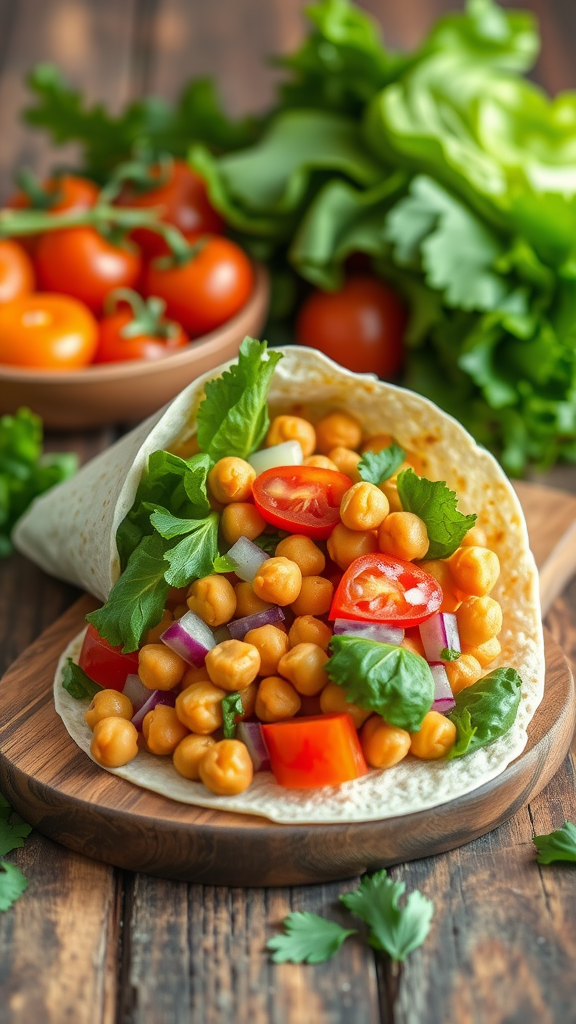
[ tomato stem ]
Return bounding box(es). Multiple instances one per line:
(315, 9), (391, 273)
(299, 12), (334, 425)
(104, 288), (179, 341)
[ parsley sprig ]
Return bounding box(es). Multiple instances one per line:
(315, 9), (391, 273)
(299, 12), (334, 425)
(0, 794), (31, 912)
(533, 822), (576, 865)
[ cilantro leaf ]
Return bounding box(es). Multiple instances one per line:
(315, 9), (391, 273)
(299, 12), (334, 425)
(441, 647), (461, 661)
(253, 532), (285, 555)
(213, 553), (237, 573)
(222, 692), (244, 739)
(533, 822), (576, 865)
(196, 338), (283, 462)
(341, 870), (433, 962)
(267, 912), (356, 964)
(0, 860), (28, 912)
(61, 658), (102, 700)
(396, 468), (476, 559)
(358, 443), (405, 485)
(0, 797), (32, 858)
(447, 667), (522, 758)
(327, 636), (434, 732)
(162, 512), (220, 587)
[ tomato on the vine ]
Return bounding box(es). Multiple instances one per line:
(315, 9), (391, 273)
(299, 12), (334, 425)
(94, 289), (188, 363)
(252, 465), (353, 540)
(34, 227), (142, 314)
(296, 275), (406, 379)
(7, 173), (99, 215)
(0, 293), (98, 369)
(329, 553), (443, 627)
(0, 240), (35, 304)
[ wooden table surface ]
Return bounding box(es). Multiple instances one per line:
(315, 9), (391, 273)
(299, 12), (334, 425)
(1, 2), (576, 1022)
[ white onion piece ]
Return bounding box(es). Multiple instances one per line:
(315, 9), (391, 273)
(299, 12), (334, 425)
(404, 586), (427, 606)
(248, 441), (303, 474)
(333, 619), (404, 646)
(131, 689), (177, 732)
(429, 663), (456, 715)
(237, 720), (271, 771)
(161, 611), (216, 666)
(419, 612), (461, 663)
(226, 536), (269, 583)
(228, 606), (285, 641)
(122, 673), (150, 712)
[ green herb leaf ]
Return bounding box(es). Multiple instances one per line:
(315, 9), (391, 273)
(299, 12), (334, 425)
(196, 338), (283, 462)
(162, 512), (220, 587)
(61, 658), (102, 700)
(0, 797), (32, 858)
(0, 860), (28, 912)
(358, 443), (406, 485)
(533, 822), (576, 865)
(327, 636), (434, 732)
(213, 553), (237, 573)
(222, 692), (244, 739)
(397, 468), (477, 559)
(447, 666), (523, 758)
(441, 647), (461, 662)
(341, 870), (433, 962)
(253, 532), (285, 555)
(267, 912), (357, 964)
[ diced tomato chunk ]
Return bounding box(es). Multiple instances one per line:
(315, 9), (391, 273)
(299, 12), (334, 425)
(79, 624), (139, 691)
(262, 713), (368, 789)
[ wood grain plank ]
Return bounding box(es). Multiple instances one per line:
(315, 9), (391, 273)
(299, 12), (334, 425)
(514, 481), (576, 616)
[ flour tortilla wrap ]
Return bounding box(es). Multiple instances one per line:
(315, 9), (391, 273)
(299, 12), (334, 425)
(14, 347), (544, 824)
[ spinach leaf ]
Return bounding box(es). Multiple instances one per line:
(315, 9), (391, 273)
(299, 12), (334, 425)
(61, 658), (102, 700)
(397, 468), (477, 559)
(358, 443), (405, 485)
(448, 666), (523, 758)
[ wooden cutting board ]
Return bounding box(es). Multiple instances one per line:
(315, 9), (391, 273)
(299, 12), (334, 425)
(515, 480), (576, 614)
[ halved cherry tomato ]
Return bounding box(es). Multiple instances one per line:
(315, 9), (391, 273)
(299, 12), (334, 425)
(35, 227), (141, 314)
(94, 289), (188, 363)
(0, 240), (35, 304)
(252, 465), (353, 540)
(0, 293), (98, 369)
(329, 553), (443, 627)
(79, 624), (139, 691)
(262, 713), (367, 789)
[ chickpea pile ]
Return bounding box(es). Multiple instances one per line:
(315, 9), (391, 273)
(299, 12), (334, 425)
(83, 407), (506, 793)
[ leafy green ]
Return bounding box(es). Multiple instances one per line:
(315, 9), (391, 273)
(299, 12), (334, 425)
(267, 912), (356, 964)
(448, 666), (523, 757)
(441, 648), (461, 662)
(341, 869), (434, 962)
(253, 532), (285, 555)
(327, 635), (434, 732)
(358, 443), (405, 485)
(213, 553), (237, 574)
(222, 692), (244, 739)
(397, 469), (477, 559)
(0, 861), (28, 913)
(161, 513), (220, 587)
(196, 338), (283, 462)
(533, 822), (576, 865)
(61, 658), (102, 700)
(0, 796), (32, 858)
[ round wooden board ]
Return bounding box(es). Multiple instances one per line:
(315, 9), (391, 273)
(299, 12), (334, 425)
(0, 596), (574, 887)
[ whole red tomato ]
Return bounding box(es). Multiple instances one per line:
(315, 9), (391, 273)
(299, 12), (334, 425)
(0, 240), (35, 304)
(95, 290), (188, 363)
(117, 160), (224, 258)
(296, 275), (406, 379)
(7, 173), (99, 214)
(0, 293), (98, 369)
(34, 227), (142, 314)
(143, 234), (254, 336)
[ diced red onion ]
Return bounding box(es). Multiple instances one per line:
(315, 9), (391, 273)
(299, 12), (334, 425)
(122, 673), (150, 713)
(419, 612), (461, 664)
(228, 606), (285, 640)
(429, 663), (456, 715)
(225, 535), (270, 583)
(333, 618), (404, 646)
(237, 720), (271, 771)
(131, 689), (177, 732)
(248, 441), (303, 474)
(161, 611), (216, 666)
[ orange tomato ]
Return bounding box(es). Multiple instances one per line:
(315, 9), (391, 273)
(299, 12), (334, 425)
(34, 227), (142, 314)
(0, 240), (35, 304)
(0, 293), (98, 369)
(262, 713), (368, 788)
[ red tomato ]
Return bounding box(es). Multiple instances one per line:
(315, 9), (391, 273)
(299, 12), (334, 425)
(0, 240), (35, 304)
(79, 624), (139, 691)
(329, 553), (443, 627)
(143, 234), (254, 336)
(296, 275), (406, 378)
(262, 713), (368, 789)
(117, 159), (224, 258)
(0, 293), (98, 369)
(7, 173), (99, 214)
(252, 465), (353, 540)
(95, 306), (188, 363)
(35, 228), (141, 314)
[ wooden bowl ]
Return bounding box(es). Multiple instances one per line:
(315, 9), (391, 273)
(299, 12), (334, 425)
(0, 263), (269, 429)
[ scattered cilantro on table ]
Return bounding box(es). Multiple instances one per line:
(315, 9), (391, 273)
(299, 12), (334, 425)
(396, 469), (477, 559)
(533, 822), (576, 865)
(267, 913), (357, 964)
(0, 795), (32, 913)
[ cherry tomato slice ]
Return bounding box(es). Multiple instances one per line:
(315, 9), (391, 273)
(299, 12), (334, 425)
(79, 624), (139, 691)
(329, 553), (443, 628)
(252, 465), (353, 540)
(262, 713), (367, 789)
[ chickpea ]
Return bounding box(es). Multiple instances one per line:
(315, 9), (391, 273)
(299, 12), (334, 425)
(315, 411), (362, 454)
(205, 639), (261, 691)
(142, 705), (189, 756)
(298, 694), (323, 716)
(380, 478), (403, 513)
(176, 681), (226, 734)
(416, 558), (460, 613)
(327, 447), (362, 482)
(199, 739), (254, 795)
(85, 689), (134, 731)
(90, 717), (139, 768)
(169, 435), (199, 459)
(278, 643), (329, 697)
(290, 575), (333, 617)
(461, 524), (488, 548)
(304, 455), (338, 471)
(360, 716), (411, 769)
(340, 481), (389, 531)
(138, 644), (187, 691)
(410, 712), (457, 759)
(378, 512), (429, 561)
(173, 603), (188, 619)
(445, 654), (482, 695)
(173, 734), (216, 780)
(181, 664), (211, 687)
(327, 522), (378, 570)
(462, 636), (501, 667)
(320, 682), (371, 729)
(402, 635), (425, 658)
(456, 596), (502, 646)
(289, 615), (333, 651)
(275, 534), (325, 576)
(221, 502), (266, 545)
(267, 415), (316, 458)
(255, 676), (301, 722)
(234, 581), (272, 617)
(167, 584), (193, 609)
(361, 433), (393, 454)
(253, 556), (302, 606)
(145, 609), (173, 644)
(208, 456), (256, 504)
(238, 680), (258, 718)
(449, 546), (500, 597)
(244, 624), (289, 676)
(187, 574), (237, 627)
